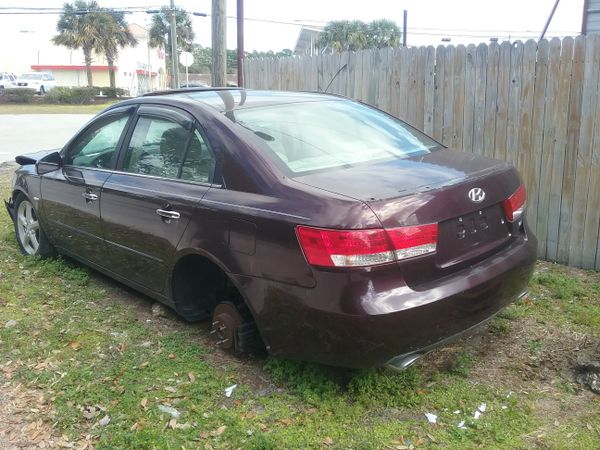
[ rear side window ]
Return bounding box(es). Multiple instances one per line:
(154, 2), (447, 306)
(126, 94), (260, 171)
(65, 113), (129, 169)
(123, 116), (215, 183)
(180, 130), (214, 183)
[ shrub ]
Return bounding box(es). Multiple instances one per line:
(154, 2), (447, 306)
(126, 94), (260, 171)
(0, 88), (37, 103)
(44, 86), (99, 104)
(98, 86), (129, 98)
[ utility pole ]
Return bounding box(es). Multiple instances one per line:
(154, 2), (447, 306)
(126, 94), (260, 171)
(212, 0), (227, 87)
(236, 0), (244, 87)
(169, 0), (178, 88)
(402, 10), (407, 47)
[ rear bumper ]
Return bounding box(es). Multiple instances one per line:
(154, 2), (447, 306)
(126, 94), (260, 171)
(235, 230), (537, 369)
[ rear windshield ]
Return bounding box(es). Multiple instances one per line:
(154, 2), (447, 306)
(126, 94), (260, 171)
(232, 100), (440, 175)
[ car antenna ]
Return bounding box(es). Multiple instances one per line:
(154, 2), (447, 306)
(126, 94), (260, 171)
(322, 63), (348, 94)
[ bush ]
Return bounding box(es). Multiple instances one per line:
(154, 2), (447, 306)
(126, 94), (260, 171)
(98, 86), (128, 98)
(0, 88), (37, 103)
(44, 86), (99, 104)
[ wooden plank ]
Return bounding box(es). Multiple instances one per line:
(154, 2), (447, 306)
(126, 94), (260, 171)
(423, 46), (436, 135)
(442, 46), (455, 145)
(375, 48), (388, 111)
(506, 41), (524, 167)
(513, 36), (535, 220)
(569, 35), (600, 266)
(582, 35), (600, 268)
(389, 48), (401, 117)
(493, 41), (511, 161)
(546, 38), (574, 261)
(462, 44), (477, 153)
(527, 39), (550, 237)
(483, 42), (499, 158)
(517, 40), (537, 190)
(407, 47), (419, 127)
(473, 43), (488, 154)
(398, 46), (411, 122)
(536, 38), (562, 259)
(414, 46), (426, 130)
(432, 45), (445, 140)
(452, 45), (466, 149)
(345, 52), (355, 98)
(558, 36), (585, 263)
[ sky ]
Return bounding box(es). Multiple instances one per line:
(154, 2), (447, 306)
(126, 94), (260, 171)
(0, 0), (586, 52)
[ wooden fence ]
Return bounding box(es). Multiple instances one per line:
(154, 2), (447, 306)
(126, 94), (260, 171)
(244, 35), (600, 270)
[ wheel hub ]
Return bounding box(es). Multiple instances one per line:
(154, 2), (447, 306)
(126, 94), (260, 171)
(210, 302), (243, 351)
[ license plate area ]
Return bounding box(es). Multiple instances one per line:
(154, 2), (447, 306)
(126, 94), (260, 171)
(437, 204), (510, 268)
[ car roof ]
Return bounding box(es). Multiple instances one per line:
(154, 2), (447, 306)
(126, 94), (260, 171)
(142, 88), (341, 112)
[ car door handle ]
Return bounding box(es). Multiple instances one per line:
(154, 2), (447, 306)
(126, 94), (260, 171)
(82, 192), (98, 202)
(156, 209), (180, 220)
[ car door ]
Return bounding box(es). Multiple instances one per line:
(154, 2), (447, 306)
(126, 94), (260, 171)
(101, 105), (216, 292)
(40, 107), (134, 265)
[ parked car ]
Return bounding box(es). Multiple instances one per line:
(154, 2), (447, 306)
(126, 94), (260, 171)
(0, 72), (17, 89)
(15, 72), (56, 94)
(4, 88), (537, 369)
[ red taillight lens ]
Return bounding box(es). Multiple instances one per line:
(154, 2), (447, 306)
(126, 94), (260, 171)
(296, 224), (438, 268)
(296, 226), (393, 267)
(503, 184), (526, 222)
(387, 223), (438, 260)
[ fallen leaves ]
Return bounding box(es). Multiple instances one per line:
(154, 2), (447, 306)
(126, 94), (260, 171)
(98, 415), (111, 427)
(67, 341), (81, 351)
(210, 425), (227, 437)
(188, 372), (196, 383)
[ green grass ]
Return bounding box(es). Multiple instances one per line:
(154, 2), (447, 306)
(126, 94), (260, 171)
(0, 102), (119, 115)
(517, 265), (600, 332)
(1, 167), (599, 449)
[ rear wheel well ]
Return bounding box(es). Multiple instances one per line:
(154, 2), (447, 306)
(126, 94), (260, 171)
(171, 254), (245, 322)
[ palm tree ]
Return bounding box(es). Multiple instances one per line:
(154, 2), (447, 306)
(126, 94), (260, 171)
(148, 7), (195, 70)
(52, 0), (104, 87)
(367, 19), (402, 49)
(98, 11), (138, 89)
(316, 20), (369, 52)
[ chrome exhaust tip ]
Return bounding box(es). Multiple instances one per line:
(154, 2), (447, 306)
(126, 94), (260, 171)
(385, 352), (424, 371)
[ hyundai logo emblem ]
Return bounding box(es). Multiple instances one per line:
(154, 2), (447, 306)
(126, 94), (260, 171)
(468, 187), (486, 203)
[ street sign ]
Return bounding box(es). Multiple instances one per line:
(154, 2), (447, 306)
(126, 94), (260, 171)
(179, 51), (194, 67)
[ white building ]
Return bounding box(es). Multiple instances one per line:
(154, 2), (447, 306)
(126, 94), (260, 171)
(1, 23), (166, 95)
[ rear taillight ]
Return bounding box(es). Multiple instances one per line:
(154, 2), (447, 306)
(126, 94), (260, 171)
(296, 224), (438, 268)
(503, 184), (526, 222)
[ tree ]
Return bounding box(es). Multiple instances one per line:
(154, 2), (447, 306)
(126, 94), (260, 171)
(316, 19), (401, 52)
(98, 11), (137, 88)
(52, 0), (105, 87)
(316, 20), (369, 52)
(367, 19), (401, 49)
(148, 7), (195, 72)
(246, 49), (293, 59)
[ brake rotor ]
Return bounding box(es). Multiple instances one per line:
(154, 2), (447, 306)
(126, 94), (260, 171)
(210, 302), (243, 352)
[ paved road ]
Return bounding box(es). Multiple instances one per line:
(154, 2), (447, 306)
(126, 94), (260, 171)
(0, 114), (93, 163)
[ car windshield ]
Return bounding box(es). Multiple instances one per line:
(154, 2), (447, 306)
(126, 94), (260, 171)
(232, 100), (440, 175)
(20, 74), (43, 80)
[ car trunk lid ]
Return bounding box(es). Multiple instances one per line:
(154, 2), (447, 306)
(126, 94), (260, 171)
(294, 150), (524, 284)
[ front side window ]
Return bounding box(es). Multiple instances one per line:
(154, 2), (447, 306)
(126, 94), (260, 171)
(233, 100), (440, 175)
(65, 113), (129, 169)
(123, 116), (215, 183)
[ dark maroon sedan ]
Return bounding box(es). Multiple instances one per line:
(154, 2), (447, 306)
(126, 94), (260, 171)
(5, 88), (536, 369)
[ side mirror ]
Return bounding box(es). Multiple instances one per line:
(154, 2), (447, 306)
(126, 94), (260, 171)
(36, 151), (62, 175)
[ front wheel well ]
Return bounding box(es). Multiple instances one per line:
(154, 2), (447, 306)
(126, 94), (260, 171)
(170, 254), (245, 321)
